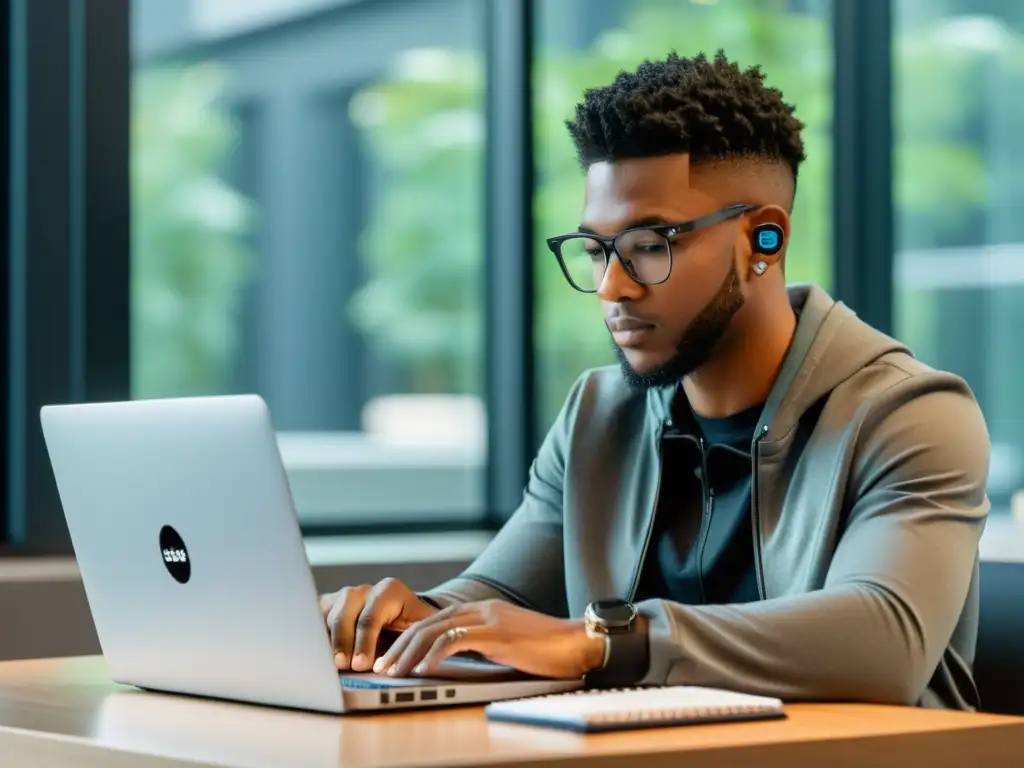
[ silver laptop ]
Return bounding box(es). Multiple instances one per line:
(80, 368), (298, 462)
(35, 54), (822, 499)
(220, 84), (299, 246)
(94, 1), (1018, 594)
(39, 395), (582, 713)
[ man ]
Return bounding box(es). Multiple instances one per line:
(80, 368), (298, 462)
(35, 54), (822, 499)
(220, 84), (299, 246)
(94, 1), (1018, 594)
(321, 51), (989, 709)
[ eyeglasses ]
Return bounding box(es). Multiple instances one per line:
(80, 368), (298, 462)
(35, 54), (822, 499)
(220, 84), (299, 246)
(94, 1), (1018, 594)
(546, 203), (756, 294)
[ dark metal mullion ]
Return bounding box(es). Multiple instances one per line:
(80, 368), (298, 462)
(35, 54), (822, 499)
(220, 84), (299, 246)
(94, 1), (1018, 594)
(483, 0), (535, 525)
(4, 0), (130, 553)
(82, 0), (130, 405)
(7, 0), (74, 552)
(69, 0), (86, 402)
(831, 0), (894, 334)
(1, 0), (12, 545)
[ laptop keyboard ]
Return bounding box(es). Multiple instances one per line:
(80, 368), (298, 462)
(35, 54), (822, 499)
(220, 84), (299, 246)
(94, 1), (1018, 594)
(340, 673), (436, 690)
(340, 656), (532, 692)
(340, 676), (394, 690)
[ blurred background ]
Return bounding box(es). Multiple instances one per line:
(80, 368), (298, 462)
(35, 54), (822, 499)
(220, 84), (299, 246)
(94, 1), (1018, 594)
(4, 0), (1024, 656)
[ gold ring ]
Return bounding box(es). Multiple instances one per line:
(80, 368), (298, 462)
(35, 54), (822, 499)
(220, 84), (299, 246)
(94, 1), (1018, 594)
(445, 627), (470, 644)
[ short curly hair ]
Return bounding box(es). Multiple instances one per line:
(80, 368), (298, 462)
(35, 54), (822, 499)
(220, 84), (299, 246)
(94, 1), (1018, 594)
(566, 50), (806, 181)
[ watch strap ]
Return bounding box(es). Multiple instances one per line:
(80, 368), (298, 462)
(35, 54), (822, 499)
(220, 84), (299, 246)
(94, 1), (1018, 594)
(583, 620), (650, 689)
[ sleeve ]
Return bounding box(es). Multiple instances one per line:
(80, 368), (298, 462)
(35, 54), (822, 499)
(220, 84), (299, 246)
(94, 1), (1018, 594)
(419, 374), (588, 618)
(634, 372), (990, 706)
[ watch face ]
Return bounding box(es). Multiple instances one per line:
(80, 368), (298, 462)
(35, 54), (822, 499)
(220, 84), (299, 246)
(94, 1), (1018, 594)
(592, 599), (635, 625)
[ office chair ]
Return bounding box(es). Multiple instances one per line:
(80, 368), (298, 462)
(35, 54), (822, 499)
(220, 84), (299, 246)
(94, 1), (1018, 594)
(974, 560), (1024, 715)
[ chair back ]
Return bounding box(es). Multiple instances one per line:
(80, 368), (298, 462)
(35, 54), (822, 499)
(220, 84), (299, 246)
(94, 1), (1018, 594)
(975, 560), (1024, 714)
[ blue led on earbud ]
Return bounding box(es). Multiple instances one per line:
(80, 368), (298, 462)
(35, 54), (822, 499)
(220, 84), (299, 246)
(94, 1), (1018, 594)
(753, 224), (784, 255)
(758, 230), (779, 250)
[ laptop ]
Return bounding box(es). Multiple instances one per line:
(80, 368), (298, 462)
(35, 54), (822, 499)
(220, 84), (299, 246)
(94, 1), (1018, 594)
(39, 394), (583, 714)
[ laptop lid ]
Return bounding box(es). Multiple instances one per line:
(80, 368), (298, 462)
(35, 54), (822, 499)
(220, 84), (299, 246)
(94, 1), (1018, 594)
(40, 395), (346, 713)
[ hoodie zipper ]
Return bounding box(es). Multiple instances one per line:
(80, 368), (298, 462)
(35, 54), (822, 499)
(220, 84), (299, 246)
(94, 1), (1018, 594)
(750, 424), (770, 600)
(695, 438), (712, 603)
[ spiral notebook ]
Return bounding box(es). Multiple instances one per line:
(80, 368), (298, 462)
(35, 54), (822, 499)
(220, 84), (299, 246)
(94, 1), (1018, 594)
(484, 686), (785, 733)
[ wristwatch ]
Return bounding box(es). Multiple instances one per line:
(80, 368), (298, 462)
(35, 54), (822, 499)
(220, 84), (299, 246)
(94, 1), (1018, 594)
(585, 599), (638, 639)
(582, 599), (648, 689)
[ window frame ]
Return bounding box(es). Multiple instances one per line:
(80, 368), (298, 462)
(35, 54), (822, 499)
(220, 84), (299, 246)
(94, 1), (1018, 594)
(1, 0), (9, 547)
(831, 0), (895, 333)
(3, 0), (130, 554)
(483, 0), (536, 525)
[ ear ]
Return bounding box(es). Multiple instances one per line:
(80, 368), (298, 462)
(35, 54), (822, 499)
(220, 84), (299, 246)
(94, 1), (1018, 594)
(737, 205), (790, 278)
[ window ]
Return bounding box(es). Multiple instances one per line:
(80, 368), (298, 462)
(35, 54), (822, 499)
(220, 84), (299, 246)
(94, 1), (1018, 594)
(894, 0), (1024, 515)
(532, 0), (833, 433)
(131, 0), (487, 528)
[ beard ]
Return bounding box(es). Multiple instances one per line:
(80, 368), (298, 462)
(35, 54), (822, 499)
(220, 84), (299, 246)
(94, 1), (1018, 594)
(614, 264), (745, 391)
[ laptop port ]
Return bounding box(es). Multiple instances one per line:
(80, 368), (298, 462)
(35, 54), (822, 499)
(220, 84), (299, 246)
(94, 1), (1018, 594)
(395, 692), (415, 703)
(445, 689), (456, 699)
(420, 690), (438, 701)
(379, 692), (390, 705)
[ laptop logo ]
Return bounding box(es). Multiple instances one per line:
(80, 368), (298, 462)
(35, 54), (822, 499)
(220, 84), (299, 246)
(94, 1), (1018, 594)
(158, 525), (191, 584)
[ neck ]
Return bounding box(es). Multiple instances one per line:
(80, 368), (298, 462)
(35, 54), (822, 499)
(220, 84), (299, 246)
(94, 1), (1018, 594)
(682, 287), (797, 418)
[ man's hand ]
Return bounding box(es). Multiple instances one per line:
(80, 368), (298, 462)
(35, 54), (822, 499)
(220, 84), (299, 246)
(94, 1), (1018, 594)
(371, 599), (607, 680)
(320, 578), (437, 671)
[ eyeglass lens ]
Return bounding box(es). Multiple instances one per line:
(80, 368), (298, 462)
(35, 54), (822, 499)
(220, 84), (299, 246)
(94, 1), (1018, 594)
(558, 229), (671, 291)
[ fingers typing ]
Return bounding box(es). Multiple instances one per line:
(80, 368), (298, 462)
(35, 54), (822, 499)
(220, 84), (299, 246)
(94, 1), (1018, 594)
(350, 580), (404, 671)
(325, 586), (369, 669)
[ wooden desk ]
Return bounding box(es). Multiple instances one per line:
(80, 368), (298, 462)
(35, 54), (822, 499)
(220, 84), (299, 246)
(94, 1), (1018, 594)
(1, 657), (1022, 768)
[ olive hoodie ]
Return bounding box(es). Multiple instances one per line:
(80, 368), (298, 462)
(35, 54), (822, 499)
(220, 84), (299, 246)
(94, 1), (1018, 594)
(423, 283), (990, 710)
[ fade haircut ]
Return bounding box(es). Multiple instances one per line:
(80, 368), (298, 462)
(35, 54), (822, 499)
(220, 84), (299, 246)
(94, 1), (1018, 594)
(566, 50), (806, 188)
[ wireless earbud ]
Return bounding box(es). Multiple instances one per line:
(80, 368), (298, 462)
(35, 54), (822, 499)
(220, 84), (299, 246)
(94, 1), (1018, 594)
(752, 223), (784, 256)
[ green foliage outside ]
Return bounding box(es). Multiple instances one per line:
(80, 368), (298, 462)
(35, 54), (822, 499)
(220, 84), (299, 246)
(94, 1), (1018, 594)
(131, 64), (253, 399)
(347, 53), (486, 396)
(894, 17), (1024, 368)
(895, 15), (1024, 465)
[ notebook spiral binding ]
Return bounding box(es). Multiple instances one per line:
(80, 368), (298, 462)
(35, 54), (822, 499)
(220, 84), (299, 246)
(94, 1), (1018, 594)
(588, 704), (778, 725)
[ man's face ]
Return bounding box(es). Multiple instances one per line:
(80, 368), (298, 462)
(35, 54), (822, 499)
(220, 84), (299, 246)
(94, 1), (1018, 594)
(579, 154), (748, 389)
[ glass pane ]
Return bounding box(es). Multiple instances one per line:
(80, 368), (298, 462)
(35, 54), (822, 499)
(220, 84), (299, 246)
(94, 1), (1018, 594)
(130, 0), (486, 527)
(894, 0), (1024, 524)
(533, 0), (834, 435)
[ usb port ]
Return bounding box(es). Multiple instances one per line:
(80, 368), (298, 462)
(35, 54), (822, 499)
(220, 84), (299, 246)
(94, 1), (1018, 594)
(395, 692), (415, 703)
(420, 690), (437, 701)
(445, 689), (456, 699)
(379, 692), (390, 704)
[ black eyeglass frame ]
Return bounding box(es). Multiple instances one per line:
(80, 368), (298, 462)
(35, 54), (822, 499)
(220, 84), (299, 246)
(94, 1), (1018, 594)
(546, 203), (757, 293)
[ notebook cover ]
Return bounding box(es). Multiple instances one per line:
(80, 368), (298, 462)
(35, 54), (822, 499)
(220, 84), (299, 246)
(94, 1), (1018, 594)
(485, 706), (786, 733)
